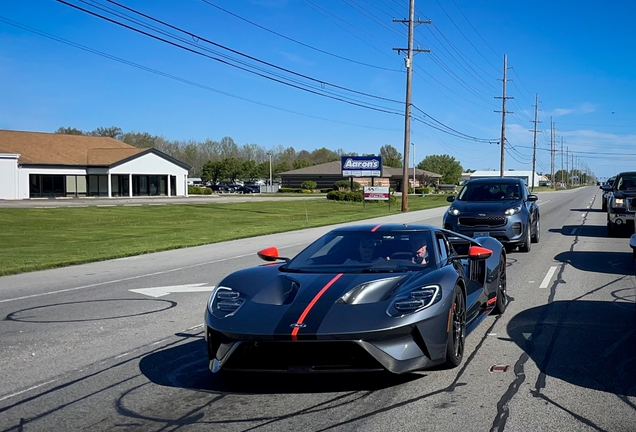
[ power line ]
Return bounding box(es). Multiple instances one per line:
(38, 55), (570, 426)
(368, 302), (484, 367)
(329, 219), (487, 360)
(200, 0), (401, 72)
(0, 16), (404, 132)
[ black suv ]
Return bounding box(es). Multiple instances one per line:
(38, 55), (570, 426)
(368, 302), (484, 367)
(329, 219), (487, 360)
(602, 172), (636, 236)
(601, 176), (616, 211)
(443, 177), (540, 252)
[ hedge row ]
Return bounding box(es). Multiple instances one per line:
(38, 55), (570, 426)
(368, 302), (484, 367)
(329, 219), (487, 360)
(188, 186), (213, 195)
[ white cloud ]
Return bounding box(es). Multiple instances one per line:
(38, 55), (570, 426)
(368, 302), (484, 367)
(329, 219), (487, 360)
(550, 103), (596, 117)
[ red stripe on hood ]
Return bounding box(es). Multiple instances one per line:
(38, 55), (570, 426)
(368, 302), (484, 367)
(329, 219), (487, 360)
(291, 273), (343, 340)
(371, 225), (382, 232)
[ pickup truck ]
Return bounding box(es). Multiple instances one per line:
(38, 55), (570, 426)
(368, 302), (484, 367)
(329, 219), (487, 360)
(602, 171), (636, 236)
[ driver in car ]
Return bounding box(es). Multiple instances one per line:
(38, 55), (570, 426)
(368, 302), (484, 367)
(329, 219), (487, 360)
(343, 238), (387, 265)
(409, 235), (429, 265)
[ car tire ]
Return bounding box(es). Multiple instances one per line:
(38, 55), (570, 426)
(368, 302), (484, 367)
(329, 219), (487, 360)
(531, 218), (540, 243)
(602, 200), (607, 212)
(443, 287), (466, 368)
(608, 220), (617, 237)
(492, 254), (507, 315)
(519, 225), (531, 252)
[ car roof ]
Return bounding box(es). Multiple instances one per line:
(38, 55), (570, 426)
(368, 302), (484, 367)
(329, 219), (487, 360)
(329, 224), (434, 234)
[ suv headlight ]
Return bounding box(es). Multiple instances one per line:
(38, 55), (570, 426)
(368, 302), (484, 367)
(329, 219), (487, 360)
(208, 286), (247, 318)
(448, 206), (460, 216)
(387, 285), (442, 317)
(504, 205), (522, 215)
(613, 198), (625, 208)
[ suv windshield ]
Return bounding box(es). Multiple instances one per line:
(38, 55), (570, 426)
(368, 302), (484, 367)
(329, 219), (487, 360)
(616, 176), (636, 191)
(283, 231), (435, 273)
(457, 182), (522, 201)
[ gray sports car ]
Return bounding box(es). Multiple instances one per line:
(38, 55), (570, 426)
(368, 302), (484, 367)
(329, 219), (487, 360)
(204, 224), (507, 374)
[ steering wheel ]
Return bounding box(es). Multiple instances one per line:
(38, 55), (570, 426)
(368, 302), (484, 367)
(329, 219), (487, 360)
(390, 252), (413, 260)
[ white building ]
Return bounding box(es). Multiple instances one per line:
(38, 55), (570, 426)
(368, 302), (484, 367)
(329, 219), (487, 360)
(467, 170), (542, 188)
(0, 130), (191, 200)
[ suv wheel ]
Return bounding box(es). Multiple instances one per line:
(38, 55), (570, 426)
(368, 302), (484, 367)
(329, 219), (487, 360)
(531, 218), (540, 243)
(519, 225), (532, 252)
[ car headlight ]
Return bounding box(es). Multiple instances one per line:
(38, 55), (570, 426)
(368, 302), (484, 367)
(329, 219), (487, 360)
(387, 285), (442, 317)
(613, 198), (625, 208)
(448, 206), (460, 216)
(208, 286), (247, 318)
(504, 205), (522, 215)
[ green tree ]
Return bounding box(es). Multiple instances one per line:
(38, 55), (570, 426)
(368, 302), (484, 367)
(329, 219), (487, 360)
(121, 131), (158, 148)
(201, 160), (224, 184)
(380, 144), (402, 168)
(90, 126), (123, 139)
(418, 154), (463, 185)
(54, 126), (85, 135)
(222, 157), (244, 183)
(273, 161), (291, 177)
(293, 159), (310, 169)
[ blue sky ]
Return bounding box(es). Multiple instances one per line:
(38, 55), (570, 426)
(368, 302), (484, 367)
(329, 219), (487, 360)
(1, 0), (635, 179)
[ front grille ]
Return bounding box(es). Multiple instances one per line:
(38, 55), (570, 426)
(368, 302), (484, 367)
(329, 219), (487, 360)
(459, 217), (506, 227)
(223, 341), (384, 372)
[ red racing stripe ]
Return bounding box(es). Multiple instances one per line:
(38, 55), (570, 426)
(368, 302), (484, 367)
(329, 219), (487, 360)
(371, 224), (382, 232)
(291, 273), (343, 341)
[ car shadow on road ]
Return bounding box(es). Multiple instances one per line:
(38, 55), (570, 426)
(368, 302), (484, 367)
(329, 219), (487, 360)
(548, 225), (609, 238)
(507, 300), (636, 396)
(139, 337), (420, 394)
(570, 208), (605, 213)
(554, 250), (636, 275)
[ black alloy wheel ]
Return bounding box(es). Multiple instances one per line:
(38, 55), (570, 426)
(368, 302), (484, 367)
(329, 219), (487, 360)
(531, 217), (540, 243)
(492, 254), (507, 315)
(444, 287), (466, 368)
(519, 224), (532, 252)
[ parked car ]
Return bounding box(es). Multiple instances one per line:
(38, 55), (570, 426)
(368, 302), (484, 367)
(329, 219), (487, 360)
(443, 177), (540, 252)
(236, 185), (259, 194)
(602, 172), (636, 236)
(210, 184), (232, 193)
(205, 223), (507, 374)
(601, 176), (616, 211)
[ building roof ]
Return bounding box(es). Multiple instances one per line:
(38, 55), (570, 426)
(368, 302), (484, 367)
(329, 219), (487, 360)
(279, 160), (442, 177)
(0, 130), (190, 169)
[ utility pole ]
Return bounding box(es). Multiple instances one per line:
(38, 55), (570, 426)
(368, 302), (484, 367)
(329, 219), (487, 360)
(412, 142), (416, 192)
(495, 54), (513, 177)
(393, 0), (430, 212)
(550, 117), (555, 189)
(561, 137), (564, 187)
(571, 152), (574, 186)
(565, 147), (572, 185)
(530, 93), (541, 191)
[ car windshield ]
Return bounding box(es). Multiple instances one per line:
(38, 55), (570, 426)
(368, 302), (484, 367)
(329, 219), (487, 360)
(283, 230), (435, 274)
(616, 176), (636, 191)
(457, 182), (521, 201)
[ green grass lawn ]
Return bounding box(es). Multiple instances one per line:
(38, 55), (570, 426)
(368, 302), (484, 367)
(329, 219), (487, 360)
(0, 196), (449, 276)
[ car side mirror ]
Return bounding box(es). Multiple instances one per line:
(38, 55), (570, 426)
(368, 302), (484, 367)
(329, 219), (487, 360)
(257, 247), (290, 263)
(601, 184), (613, 191)
(527, 194), (538, 202)
(468, 246), (492, 260)
(446, 196), (455, 202)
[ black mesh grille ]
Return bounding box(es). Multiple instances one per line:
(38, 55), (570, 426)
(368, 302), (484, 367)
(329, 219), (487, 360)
(459, 217), (506, 227)
(224, 341), (384, 372)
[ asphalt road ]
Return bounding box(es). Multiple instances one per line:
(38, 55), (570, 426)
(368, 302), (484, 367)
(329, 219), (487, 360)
(1, 186), (635, 432)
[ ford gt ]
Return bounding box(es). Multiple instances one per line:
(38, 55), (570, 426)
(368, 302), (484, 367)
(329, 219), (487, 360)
(204, 224), (507, 374)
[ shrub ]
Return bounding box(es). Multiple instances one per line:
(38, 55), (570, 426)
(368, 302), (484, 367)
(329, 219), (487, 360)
(278, 187), (303, 193)
(188, 186), (202, 194)
(320, 188), (333, 193)
(202, 187), (212, 195)
(351, 181), (362, 191)
(301, 189), (313, 194)
(300, 180), (317, 190)
(333, 180), (350, 191)
(327, 190), (345, 201)
(415, 187), (430, 194)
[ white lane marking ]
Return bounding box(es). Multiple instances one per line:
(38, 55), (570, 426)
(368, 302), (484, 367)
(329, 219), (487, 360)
(96, 205), (116, 207)
(115, 353), (129, 359)
(537, 200), (551, 206)
(187, 323), (204, 330)
(586, 206), (590, 209)
(540, 266), (558, 289)
(0, 379), (58, 403)
(152, 339), (167, 345)
(529, 281), (535, 283)
(123, 204), (142, 207)
(129, 283), (214, 298)
(0, 242), (310, 304)
(570, 228), (577, 235)
(487, 333), (497, 336)
(581, 214), (586, 218)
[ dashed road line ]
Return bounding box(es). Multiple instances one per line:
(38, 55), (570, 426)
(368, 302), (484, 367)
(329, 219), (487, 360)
(0, 379), (58, 403)
(570, 228), (577, 235)
(540, 266), (558, 289)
